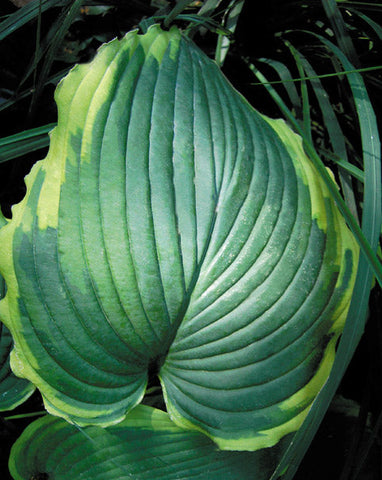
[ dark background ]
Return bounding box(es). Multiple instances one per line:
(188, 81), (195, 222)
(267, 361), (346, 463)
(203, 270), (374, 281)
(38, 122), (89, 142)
(0, 1), (381, 479)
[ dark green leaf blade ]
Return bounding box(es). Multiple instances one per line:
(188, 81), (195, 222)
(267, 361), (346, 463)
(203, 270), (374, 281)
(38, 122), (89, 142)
(9, 404), (288, 480)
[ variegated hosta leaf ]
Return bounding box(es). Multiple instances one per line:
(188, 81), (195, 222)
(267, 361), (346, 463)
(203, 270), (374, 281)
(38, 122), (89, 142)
(0, 212), (34, 411)
(0, 24), (358, 450)
(9, 404), (289, 480)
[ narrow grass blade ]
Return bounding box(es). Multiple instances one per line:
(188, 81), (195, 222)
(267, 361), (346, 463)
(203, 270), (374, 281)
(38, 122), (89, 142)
(0, 124), (54, 163)
(4, 411), (46, 421)
(18, 2), (73, 88)
(250, 65), (382, 85)
(320, 149), (365, 183)
(164, 0), (196, 27)
(250, 30), (381, 479)
(215, 0), (245, 66)
(283, 40), (312, 142)
(249, 63), (382, 287)
(29, 0), (85, 111)
(347, 7), (382, 41)
(284, 42), (359, 221)
(187, 0), (226, 38)
(257, 58), (303, 122)
(197, 0), (224, 16)
(0, 0), (63, 41)
(321, 0), (359, 65)
(311, 32), (381, 253)
(0, 69), (69, 113)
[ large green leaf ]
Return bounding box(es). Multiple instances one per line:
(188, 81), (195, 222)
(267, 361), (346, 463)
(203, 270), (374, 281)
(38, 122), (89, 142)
(0, 24), (358, 451)
(0, 212), (34, 411)
(9, 404), (289, 479)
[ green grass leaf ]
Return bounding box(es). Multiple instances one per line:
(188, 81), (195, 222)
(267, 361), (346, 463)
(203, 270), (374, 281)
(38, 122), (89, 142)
(256, 58), (302, 117)
(345, 6), (382, 41)
(0, 0), (63, 42)
(321, 0), (359, 66)
(215, 0), (245, 66)
(28, 0), (85, 111)
(281, 41), (360, 221)
(0, 124), (55, 164)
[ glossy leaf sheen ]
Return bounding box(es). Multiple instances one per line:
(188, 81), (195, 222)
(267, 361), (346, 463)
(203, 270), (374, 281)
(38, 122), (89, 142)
(0, 25), (358, 451)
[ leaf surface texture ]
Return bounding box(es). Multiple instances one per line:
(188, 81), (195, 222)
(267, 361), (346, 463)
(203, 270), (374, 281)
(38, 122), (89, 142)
(0, 25), (358, 450)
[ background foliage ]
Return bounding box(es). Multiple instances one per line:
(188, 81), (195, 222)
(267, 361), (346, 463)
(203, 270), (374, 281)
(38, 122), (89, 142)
(0, 1), (381, 479)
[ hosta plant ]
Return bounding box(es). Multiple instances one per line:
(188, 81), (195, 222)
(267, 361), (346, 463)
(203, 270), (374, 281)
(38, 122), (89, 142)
(0, 214), (35, 413)
(0, 23), (359, 478)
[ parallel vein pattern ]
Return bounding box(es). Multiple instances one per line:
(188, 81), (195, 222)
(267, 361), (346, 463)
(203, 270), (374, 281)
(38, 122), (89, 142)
(0, 25), (358, 450)
(9, 405), (287, 480)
